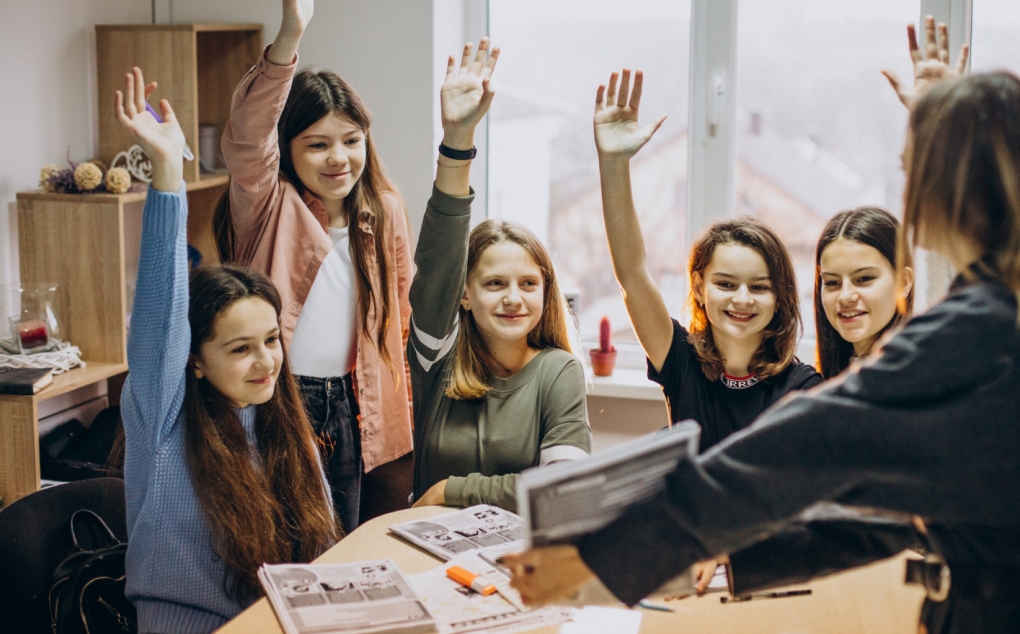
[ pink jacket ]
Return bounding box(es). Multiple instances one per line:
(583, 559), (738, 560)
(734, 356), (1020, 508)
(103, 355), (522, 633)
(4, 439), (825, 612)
(221, 49), (413, 472)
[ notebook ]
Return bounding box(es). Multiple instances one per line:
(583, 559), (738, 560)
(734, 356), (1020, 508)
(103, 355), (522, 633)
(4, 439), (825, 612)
(0, 367), (54, 395)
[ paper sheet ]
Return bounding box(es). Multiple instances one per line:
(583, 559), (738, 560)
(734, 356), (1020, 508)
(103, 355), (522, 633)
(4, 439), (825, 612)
(408, 553), (574, 634)
(559, 606), (642, 634)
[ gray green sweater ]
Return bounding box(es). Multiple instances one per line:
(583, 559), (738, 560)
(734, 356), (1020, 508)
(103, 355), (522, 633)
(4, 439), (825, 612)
(408, 186), (591, 512)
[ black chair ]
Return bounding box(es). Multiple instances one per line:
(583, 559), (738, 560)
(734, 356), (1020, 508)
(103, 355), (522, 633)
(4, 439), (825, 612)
(0, 478), (127, 634)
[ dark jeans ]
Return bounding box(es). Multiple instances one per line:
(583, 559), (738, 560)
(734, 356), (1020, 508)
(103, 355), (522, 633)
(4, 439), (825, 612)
(296, 374), (361, 534)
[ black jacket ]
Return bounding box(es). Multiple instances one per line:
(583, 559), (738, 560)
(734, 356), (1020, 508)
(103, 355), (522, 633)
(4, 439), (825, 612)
(577, 274), (1020, 605)
(725, 504), (921, 594)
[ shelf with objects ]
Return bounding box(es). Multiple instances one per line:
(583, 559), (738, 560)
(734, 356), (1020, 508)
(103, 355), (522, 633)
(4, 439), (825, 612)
(0, 23), (262, 508)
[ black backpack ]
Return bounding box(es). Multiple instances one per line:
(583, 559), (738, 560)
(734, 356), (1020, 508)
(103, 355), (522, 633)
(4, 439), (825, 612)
(48, 509), (136, 634)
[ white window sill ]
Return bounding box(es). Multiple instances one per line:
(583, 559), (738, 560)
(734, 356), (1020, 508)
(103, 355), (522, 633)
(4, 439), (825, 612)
(587, 368), (663, 401)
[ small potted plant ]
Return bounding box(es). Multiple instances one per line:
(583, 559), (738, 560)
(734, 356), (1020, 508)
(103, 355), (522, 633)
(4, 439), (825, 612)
(590, 315), (617, 376)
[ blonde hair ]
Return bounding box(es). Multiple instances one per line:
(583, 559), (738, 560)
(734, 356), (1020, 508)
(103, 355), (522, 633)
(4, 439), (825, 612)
(901, 72), (1020, 318)
(445, 220), (573, 400)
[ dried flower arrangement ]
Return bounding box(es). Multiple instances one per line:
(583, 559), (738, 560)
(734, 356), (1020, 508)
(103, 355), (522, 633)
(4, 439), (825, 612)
(39, 151), (142, 195)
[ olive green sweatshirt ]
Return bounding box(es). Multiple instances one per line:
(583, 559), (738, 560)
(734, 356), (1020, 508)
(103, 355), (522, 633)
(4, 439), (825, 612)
(408, 186), (591, 512)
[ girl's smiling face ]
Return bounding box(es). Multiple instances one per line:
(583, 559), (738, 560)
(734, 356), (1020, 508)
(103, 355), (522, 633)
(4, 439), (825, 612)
(820, 238), (908, 356)
(698, 243), (776, 345)
(289, 113), (367, 204)
(462, 241), (545, 349)
(192, 297), (283, 408)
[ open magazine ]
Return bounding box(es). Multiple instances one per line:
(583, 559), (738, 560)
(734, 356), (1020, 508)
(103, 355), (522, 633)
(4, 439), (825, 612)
(258, 560), (436, 634)
(389, 505), (524, 562)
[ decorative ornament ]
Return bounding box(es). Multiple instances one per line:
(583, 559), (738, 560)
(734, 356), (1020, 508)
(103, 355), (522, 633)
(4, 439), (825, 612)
(40, 148), (145, 194)
(111, 144), (153, 183)
(73, 162), (104, 191)
(589, 315), (618, 376)
(39, 164), (61, 192)
(105, 167), (132, 194)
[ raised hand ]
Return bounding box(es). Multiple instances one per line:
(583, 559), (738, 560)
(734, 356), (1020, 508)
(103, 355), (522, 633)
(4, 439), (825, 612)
(269, 0), (313, 65)
(594, 69), (666, 160)
(115, 67), (185, 192)
(440, 38), (500, 149)
(281, 0), (314, 38)
(882, 15), (969, 109)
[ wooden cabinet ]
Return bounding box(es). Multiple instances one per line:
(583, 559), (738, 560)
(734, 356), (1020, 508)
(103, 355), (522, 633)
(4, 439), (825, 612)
(96, 23), (263, 184)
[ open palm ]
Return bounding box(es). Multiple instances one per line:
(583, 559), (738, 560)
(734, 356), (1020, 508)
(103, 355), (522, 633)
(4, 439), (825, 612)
(441, 38), (499, 134)
(115, 67), (185, 163)
(594, 69), (666, 159)
(882, 16), (969, 109)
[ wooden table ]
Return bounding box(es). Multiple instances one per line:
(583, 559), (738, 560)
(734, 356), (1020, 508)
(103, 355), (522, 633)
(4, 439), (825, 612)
(217, 506), (926, 634)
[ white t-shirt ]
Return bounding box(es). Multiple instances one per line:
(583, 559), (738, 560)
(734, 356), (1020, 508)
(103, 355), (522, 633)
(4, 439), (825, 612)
(288, 226), (358, 378)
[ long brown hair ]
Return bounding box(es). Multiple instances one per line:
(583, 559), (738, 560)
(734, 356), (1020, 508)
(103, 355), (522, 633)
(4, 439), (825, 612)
(214, 69), (399, 358)
(687, 217), (801, 381)
(185, 266), (339, 603)
(814, 207), (914, 379)
(446, 220), (573, 400)
(902, 72), (1020, 317)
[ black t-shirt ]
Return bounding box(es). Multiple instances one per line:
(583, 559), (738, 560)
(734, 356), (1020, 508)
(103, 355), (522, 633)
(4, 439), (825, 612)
(649, 319), (823, 452)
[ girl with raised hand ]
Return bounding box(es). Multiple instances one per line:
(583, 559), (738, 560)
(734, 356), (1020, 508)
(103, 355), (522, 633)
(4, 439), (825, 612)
(508, 18), (1020, 634)
(219, 0), (414, 531)
(117, 68), (337, 633)
(408, 39), (591, 512)
(592, 68), (821, 454)
(815, 206), (914, 378)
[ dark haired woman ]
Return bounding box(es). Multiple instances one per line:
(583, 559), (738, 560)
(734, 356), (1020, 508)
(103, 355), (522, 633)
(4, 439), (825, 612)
(815, 206), (914, 379)
(590, 69), (821, 591)
(116, 68), (337, 632)
(508, 17), (1020, 633)
(590, 69), (822, 458)
(219, 0), (414, 531)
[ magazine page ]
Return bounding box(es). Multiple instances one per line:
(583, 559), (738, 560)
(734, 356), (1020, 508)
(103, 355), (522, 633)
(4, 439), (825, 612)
(516, 422), (701, 548)
(389, 505), (524, 562)
(259, 560), (436, 634)
(407, 552), (574, 634)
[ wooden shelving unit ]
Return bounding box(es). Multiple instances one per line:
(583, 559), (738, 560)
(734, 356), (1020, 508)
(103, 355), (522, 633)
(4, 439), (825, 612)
(96, 23), (263, 184)
(1, 23), (262, 506)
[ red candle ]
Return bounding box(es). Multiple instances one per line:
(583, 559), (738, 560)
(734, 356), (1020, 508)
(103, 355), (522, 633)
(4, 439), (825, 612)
(17, 319), (48, 349)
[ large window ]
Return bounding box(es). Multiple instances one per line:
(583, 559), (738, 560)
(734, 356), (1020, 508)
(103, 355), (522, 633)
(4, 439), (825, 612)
(734, 0), (917, 341)
(486, 0), (993, 365)
(488, 0), (692, 346)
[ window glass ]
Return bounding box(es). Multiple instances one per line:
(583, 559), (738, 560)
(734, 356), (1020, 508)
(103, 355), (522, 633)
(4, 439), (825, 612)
(488, 0), (692, 345)
(735, 0), (918, 342)
(970, 0), (1020, 73)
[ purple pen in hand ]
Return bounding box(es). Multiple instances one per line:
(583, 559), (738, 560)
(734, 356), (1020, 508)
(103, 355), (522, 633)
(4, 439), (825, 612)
(145, 102), (195, 161)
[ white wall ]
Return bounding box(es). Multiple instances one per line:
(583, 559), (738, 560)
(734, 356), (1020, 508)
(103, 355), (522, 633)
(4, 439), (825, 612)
(0, 0), (151, 287)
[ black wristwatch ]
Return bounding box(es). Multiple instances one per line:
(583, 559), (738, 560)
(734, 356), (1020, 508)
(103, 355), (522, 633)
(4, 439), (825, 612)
(438, 143), (477, 161)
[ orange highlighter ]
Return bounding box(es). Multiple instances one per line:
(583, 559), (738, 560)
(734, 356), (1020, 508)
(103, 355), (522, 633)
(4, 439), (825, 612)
(446, 566), (497, 596)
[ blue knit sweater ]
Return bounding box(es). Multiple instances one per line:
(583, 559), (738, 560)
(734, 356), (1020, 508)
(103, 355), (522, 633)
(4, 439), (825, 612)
(122, 187), (258, 633)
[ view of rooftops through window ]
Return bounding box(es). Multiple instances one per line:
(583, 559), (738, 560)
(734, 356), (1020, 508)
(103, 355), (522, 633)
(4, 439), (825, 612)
(489, 0), (1019, 357)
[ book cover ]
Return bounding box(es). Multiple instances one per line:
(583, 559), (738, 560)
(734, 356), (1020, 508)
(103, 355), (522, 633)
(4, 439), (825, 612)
(0, 367), (54, 395)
